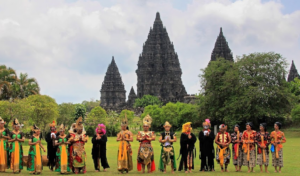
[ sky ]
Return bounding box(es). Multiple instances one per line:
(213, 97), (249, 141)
(0, 0), (299, 104)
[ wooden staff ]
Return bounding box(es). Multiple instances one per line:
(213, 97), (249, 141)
(261, 135), (266, 163)
(236, 131), (240, 157)
(247, 132), (250, 161)
(275, 132), (279, 159)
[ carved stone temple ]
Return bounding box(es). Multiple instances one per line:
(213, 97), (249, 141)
(287, 60), (300, 82)
(211, 27), (234, 62)
(100, 57), (126, 111)
(136, 12), (187, 103)
(127, 86), (137, 107)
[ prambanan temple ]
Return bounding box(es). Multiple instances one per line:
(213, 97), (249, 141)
(99, 12), (298, 111)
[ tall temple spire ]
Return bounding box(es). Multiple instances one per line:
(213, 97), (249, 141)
(127, 86), (137, 107)
(136, 12), (187, 103)
(100, 56), (126, 110)
(287, 60), (300, 82)
(211, 27), (234, 62)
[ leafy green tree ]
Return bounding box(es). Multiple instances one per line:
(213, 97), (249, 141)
(141, 105), (163, 131)
(86, 106), (107, 128)
(0, 65), (17, 100)
(82, 99), (100, 113)
(288, 77), (300, 103)
(74, 104), (86, 121)
(291, 104), (300, 123)
(57, 103), (76, 127)
(26, 95), (59, 133)
(133, 95), (162, 108)
(119, 109), (134, 123)
(107, 110), (119, 136)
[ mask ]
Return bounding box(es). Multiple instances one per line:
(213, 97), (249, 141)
(204, 125), (209, 130)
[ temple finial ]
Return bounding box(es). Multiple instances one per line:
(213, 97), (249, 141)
(155, 12), (161, 21)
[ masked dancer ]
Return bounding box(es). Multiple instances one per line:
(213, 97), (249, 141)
(231, 124), (243, 172)
(117, 114), (133, 174)
(45, 121), (58, 171)
(55, 124), (71, 174)
(159, 121), (177, 173)
(137, 114), (156, 173)
(270, 122), (286, 173)
(242, 122), (256, 173)
(215, 124), (231, 172)
(69, 117), (88, 174)
(92, 124), (109, 172)
(199, 119), (215, 172)
(27, 124), (46, 174)
(0, 117), (10, 172)
(178, 122), (197, 173)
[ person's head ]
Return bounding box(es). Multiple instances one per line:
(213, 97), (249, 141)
(234, 124), (240, 132)
(121, 125), (126, 131)
(260, 123), (267, 132)
(182, 122), (192, 133)
(96, 124), (106, 134)
(12, 118), (21, 131)
(219, 124), (226, 132)
(32, 124), (40, 135)
(143, 124), (149, 131)
(202, 119), (211, 130)
(0, 117), (5, 128)
(59, 124), (65, 135)
(163, 121), (172, 132)
(35, 130), (41, 136)
(274, 122), (282, 130)
(246, 122), (253, 131)
(50, 127), (56, 132)
(77, 129), (83, 134)
(224, 125), (228, 131)
(49, 121), (56, 132)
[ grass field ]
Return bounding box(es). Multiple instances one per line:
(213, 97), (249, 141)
(3, 130), (300, 176)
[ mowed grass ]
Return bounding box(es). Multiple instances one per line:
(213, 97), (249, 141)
(3, 130), (300, 176)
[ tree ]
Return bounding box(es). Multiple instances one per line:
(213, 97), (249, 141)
(0, 65), (17, 100)
(288, 77), (300, 103)
(27, 95), (59, 133)
(57, 103), (76, 127)
(119, 109), (134, 123)
(74, 104), (86, 121)
(291, 104), (300, 123)
(17, 73), (40, 99)
(106, 110), (119, 136)
(82, 99), (100, 113)
(86, 106), (107, 128)
(133, 95), (162, 108)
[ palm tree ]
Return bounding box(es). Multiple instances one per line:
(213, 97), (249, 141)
(0, 65), (17, 100)
(17, 73), (40, 98)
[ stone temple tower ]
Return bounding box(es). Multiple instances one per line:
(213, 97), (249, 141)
(100, 57), (126, 110)
(287, 60), (300, 82)
(136, 12), (187, 103)
(211, 27), (234, 62)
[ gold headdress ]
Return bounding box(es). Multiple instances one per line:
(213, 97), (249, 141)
(31, 124), (40, 132)
(75, 117), (84, 129)
(12, 118), (20, 126)
(143, 114), (152, 127)
(121, 113), (128, 127)
(59, 124), (67, 131)
(163, 121), (172, 127)
(182, 122), (192, 133)
(49, 121), (56, 128)
(0, 116), (5, 124)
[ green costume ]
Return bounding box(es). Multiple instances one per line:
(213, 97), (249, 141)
(55, 135), (70, 173)
(159, 132), (177, 172)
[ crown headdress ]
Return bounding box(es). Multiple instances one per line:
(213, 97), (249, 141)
(49, 121), (56, 128)
(163, 121), (172, 127)
(121, 113), (128, 127)
(12, 118), (20, 126)
(0, 116), (4, 124)
(59, 124), (67, 131)
(143, 114), (152, 127)
(75, 117), (83, 129)
(31, 124), (40, 132)
(203, 119), (211, 127)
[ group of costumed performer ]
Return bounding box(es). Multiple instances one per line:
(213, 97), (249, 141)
(136, 114), (156, 173)
(117, 113), (133, 174)
(27, 124), (46, 174)
(199, 119), (215, 171)
(92, 123), (110, 172)
(68, 117), (88, 174)
(178, 122), (197, 173)
(158, 121), (177, 173)
(0, 117), (10, 172)
(45, 121), (58, 171)
(215, 124), (231, 172)
(54, 124), (71, 174)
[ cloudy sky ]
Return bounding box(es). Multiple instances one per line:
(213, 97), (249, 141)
(0, 0), (299, 104)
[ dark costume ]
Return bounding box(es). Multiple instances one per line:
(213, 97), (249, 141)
(199, 129), (215, 171)
(91, 134), (110, 170)
(178, 132), (197, 171)
(45, 131), (58, 170)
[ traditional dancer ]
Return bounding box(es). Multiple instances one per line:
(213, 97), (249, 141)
(8, 118), (24, 173)
(158, 121), (177, 173)
(242, 122), (256, 173)
(0, 117), (10, 172)
(215, 124), (231, 172)
(45, 121), (58, 171)
(270, 122), (286, 173)
(117, 115), (133, 173)
(231, 124), (243, 172)
(27, 124), (46, 174)
(178, 122), (197, 173)
(92, 124), (110, 172)
(137, 114), (156, 173)
(256, 123), (270, 173)
(69, 117), (88, 174)
(55, 124), (71, 174)
(199, 119), (215, 172)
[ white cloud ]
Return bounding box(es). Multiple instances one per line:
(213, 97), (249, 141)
(0, 0), (299, 103)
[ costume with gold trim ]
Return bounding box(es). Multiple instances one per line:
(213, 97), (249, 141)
(0, 116), (10, 172)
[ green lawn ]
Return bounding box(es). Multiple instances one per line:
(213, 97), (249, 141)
(3, 130), (300, 176)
